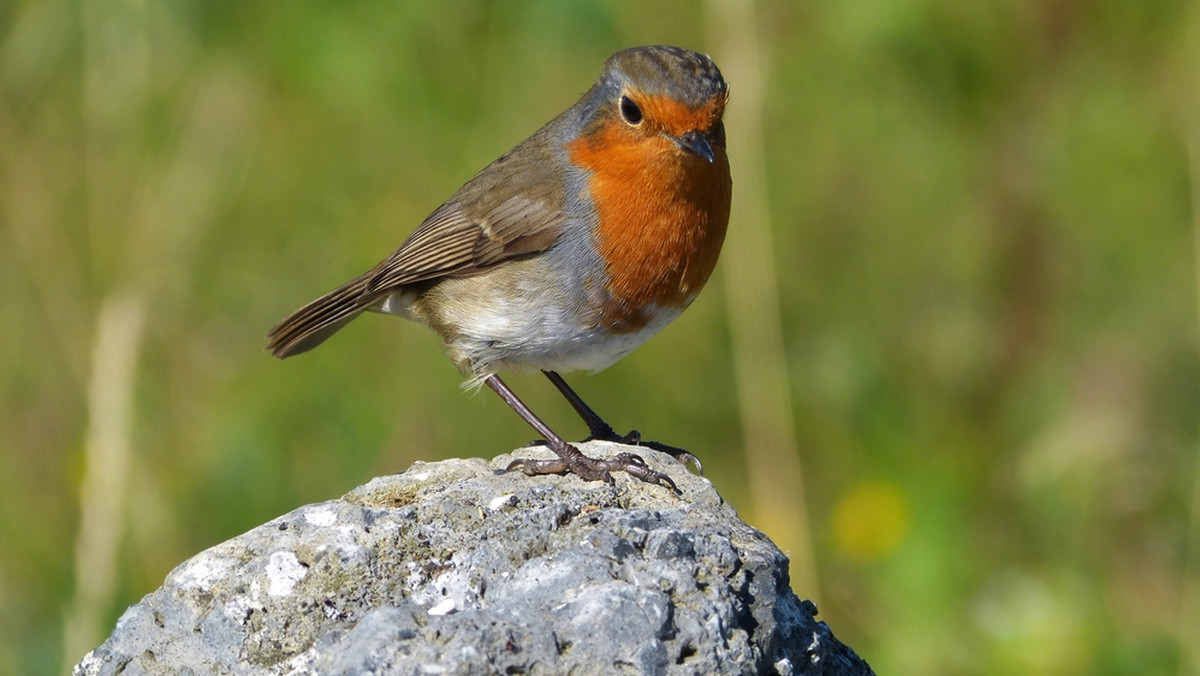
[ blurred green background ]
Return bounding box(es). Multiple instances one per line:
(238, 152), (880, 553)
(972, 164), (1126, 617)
(3, 1), (1199, 674)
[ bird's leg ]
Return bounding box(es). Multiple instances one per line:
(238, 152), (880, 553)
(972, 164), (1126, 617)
(485, 374), (677, 492)
(542, 370), (636, 443)
(541, 370), (703, 474)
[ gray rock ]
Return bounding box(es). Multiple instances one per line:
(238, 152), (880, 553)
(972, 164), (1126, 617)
(75, 441), (873, 675)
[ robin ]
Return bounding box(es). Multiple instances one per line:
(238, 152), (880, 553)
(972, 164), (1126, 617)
(267, 45), (731, 491)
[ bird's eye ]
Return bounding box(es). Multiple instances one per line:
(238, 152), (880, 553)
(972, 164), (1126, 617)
(619, 96), (643, 125)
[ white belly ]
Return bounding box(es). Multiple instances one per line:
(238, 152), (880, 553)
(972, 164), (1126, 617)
(379, 274), (687, 377)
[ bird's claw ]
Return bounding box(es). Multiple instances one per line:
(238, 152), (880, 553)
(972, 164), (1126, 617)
(505, 446), (678, 493)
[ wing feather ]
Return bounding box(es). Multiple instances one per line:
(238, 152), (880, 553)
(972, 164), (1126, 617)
(364, 194), (566, 293)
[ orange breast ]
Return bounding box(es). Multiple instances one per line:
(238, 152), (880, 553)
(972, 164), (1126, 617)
(567, 119), (731, 333)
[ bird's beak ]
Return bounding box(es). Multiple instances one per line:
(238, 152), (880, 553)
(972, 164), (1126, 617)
(672, 130), (716, 164)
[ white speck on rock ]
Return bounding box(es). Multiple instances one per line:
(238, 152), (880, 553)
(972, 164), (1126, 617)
(280, 644), (321, 676)
(807, 630), (821, 656)
(304, 505), (338, 527)
(428, 598), (456, 616)
(171, 552), (234, 591)
(223, 593), (258, 624)
(265, 551), (308, 596)
(74, 650), (102, 675)
(488, 494), (515, 510)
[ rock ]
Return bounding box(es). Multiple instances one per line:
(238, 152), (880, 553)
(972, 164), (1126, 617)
(74, 441), (873, 675)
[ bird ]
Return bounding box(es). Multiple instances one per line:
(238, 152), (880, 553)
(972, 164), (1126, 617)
(267, 45), (731, 491)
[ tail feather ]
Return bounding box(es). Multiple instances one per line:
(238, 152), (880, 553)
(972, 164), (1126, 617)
(266, 270), (383, 358)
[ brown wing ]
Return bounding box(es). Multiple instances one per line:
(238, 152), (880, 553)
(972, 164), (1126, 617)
(266, 180), (567, 359)
(363, 193), (565, 293)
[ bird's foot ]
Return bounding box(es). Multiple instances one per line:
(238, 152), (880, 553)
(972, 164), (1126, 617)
(506, 443), (679, 493)
(583, 425), (703, 475)
(522, 426), (702, 476)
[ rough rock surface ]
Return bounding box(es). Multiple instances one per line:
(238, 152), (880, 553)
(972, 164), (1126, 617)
(75, 441), (873, 675)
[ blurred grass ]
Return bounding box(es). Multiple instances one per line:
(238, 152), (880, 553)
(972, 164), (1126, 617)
(0, 1), (1197, 674)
